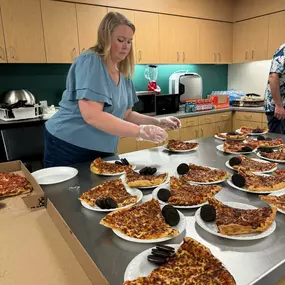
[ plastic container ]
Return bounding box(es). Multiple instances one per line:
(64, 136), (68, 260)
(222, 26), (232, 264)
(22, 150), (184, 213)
(0, 105), (41, 121)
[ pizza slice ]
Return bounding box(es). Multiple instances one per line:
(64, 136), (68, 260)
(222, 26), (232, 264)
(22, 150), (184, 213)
(260, 194), (285, 212)
(100, 199), (178, 239)
(90, 158), (132, 175)
(181, 164), (229, 183)
(237, 168), (285, 192)
(260, 146), (285, 161)
(216, 132), (247, 140)
(273, 169), (285, 178)
(245, 138), (283, 148)
(0, 172), (33, 198)
(167, 139), (198, 151)
(125, 168), (168, 187)
(208, 198), (276, 235)
(78, 179), (138, 207)
(239, 126), (268, 134)
(223, 140), (256, 153)
(168, 177), (222, 206)
(231, 155), (277, 172)
(124, 237), (236, 285)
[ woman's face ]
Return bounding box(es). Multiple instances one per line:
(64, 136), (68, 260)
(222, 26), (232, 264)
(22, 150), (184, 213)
(110, 24), (133, 63)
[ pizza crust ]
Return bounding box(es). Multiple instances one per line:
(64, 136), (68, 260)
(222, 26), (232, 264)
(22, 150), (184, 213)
(259, 195), (285, 211)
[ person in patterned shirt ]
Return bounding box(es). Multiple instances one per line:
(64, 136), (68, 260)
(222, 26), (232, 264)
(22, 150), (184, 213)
(264, 43), (285, 134)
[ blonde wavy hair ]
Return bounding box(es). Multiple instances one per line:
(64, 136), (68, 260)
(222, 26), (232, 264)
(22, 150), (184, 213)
(91, 12), (136, 77)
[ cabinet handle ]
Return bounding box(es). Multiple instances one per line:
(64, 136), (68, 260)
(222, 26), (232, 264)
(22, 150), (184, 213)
(10, 46), (16, 60)
(81, 48), (86, 53)
(218, 125), (221, 132)
(177, 52), (179, 62)
(183, 52), (185, 62)
(138, 50), (142, 61)
(72, 48), (77, 60)
(201, 128), (204, 137)
(195, 128), (198, 138)
(221, 114), (228, 119)
(218, 53), (221, 62)
(252, 50), (254, 60)
(214, 53), (216, 62)
(0, 47), (3, 60)
(245, 51), (248, 60)
(244, 115), (252, 120)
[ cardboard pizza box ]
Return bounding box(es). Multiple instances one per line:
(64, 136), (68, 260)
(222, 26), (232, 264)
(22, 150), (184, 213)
(0, 160), (45, 210)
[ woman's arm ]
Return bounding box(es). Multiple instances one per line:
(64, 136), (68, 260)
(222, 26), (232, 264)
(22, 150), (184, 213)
(79, 99), (140, 138)
(124, 109), (160, 125)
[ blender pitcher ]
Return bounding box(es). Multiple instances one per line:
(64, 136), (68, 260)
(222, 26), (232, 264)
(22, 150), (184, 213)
(144, 65), (161, 94)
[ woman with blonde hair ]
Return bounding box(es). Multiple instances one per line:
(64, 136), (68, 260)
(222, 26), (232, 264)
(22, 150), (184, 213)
(44, 12), (181, 167)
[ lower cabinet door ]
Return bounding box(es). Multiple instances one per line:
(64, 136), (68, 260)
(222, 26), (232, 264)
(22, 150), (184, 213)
(199, 123), (216, 138)
(179, 126), (199, 141)
(215, 120), (232, 133)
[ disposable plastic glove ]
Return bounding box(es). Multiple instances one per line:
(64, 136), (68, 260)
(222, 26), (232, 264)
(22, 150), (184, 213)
(157, 116), (181, 130)
(136, 125), (168, 143)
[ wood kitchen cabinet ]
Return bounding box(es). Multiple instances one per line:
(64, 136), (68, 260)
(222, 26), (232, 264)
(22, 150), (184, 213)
(199, 20), (232, 63)
(159, 15), (199, 64)
(0, 9), (6, 63)
(268, 11), (285, 58)
(215, 120), (231, 133)
(41, 0), (79, 63)
(1, 0), (46, 63)
(232, 111), (263, 130)
(180, 126), (199, 141)
(77, 4), (106, 54)
(233, 16), (269, 63)
(134, 11), (159, 64)
(199, 123), (216, 138)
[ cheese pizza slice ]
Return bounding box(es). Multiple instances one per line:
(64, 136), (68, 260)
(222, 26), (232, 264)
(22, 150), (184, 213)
(100, 199), (178, 240)
(124, 237), (236, 285)
(209, 198), (276, 235)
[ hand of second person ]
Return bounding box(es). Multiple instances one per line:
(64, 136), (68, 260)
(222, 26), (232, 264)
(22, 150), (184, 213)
(158, 116), (181, 130)
(137, 125), (168, 143)
(274, 105), (285, 120)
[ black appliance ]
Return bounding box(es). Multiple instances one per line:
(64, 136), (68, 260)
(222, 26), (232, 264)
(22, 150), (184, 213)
(155, 93), (180, 115)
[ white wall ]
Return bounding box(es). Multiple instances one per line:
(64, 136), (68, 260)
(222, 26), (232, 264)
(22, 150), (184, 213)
(228, 60), (272, 97)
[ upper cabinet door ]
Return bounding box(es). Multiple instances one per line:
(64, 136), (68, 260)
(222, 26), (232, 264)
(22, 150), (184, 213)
(76, 4), (106, 54)
(159, 14), (179, 63)
(217, 22), (232, 64)
(1, 0), (45, 63)
(41, 0), (79, 63)
(268, 11), (285, 59)
(233, 21), (250, 63)
(134, 11), (159, 64)
(179, 17), (199, 64)
(199, 20), (219, 63)
(0, 8), (7, 63)
(250, 16), (269, 61)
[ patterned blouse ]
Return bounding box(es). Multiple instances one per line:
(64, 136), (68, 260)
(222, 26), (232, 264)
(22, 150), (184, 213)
(264, 43), (285, 112)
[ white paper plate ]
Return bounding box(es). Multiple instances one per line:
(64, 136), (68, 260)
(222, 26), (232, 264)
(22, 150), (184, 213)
(225, 158), (278, 174)
(32, 166), (78, 185)
(152, 184), (207, 209)
(256, 151), (285, 163)
(195, 201), (276, 240)
(216, 144), (255, 155)
(124, 244), (180, 282)
(113, 208), (186, 243)
(268, 189), (285, 214)
(80, 185), (143, 212)
(94, 160), (136, 176)
(236, 128), (268, 135)
(214, 133), (245, 141)
(124, 244), (235, 283)
(163, 144), (198, 153)
(227, 175), (285, 194)
(120, 173), (170, 189)
(181, 166), (229, 185)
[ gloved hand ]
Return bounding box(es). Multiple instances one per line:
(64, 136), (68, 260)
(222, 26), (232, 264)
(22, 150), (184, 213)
(157, 116), (181, 130)
(137, 125), (168, 143)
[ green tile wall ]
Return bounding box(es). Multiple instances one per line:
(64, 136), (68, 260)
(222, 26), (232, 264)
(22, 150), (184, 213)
(0, 63), (228, 105)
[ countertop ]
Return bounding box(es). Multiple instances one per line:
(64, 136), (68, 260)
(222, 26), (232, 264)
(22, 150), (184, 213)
(0, 106), (265, 126)
(42, 133), (285, 285)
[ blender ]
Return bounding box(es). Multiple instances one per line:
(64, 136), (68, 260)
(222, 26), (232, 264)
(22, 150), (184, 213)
(144, 65), (161, 94)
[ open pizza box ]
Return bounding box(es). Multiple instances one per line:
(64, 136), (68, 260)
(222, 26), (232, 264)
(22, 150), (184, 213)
(0, 160), (45, 210)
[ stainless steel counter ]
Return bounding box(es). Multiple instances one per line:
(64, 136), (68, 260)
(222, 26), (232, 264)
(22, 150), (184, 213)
(42, 133), (285, 285)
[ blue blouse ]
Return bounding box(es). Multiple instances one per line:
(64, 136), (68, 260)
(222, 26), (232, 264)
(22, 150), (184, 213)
(45, 50), (138, 153)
